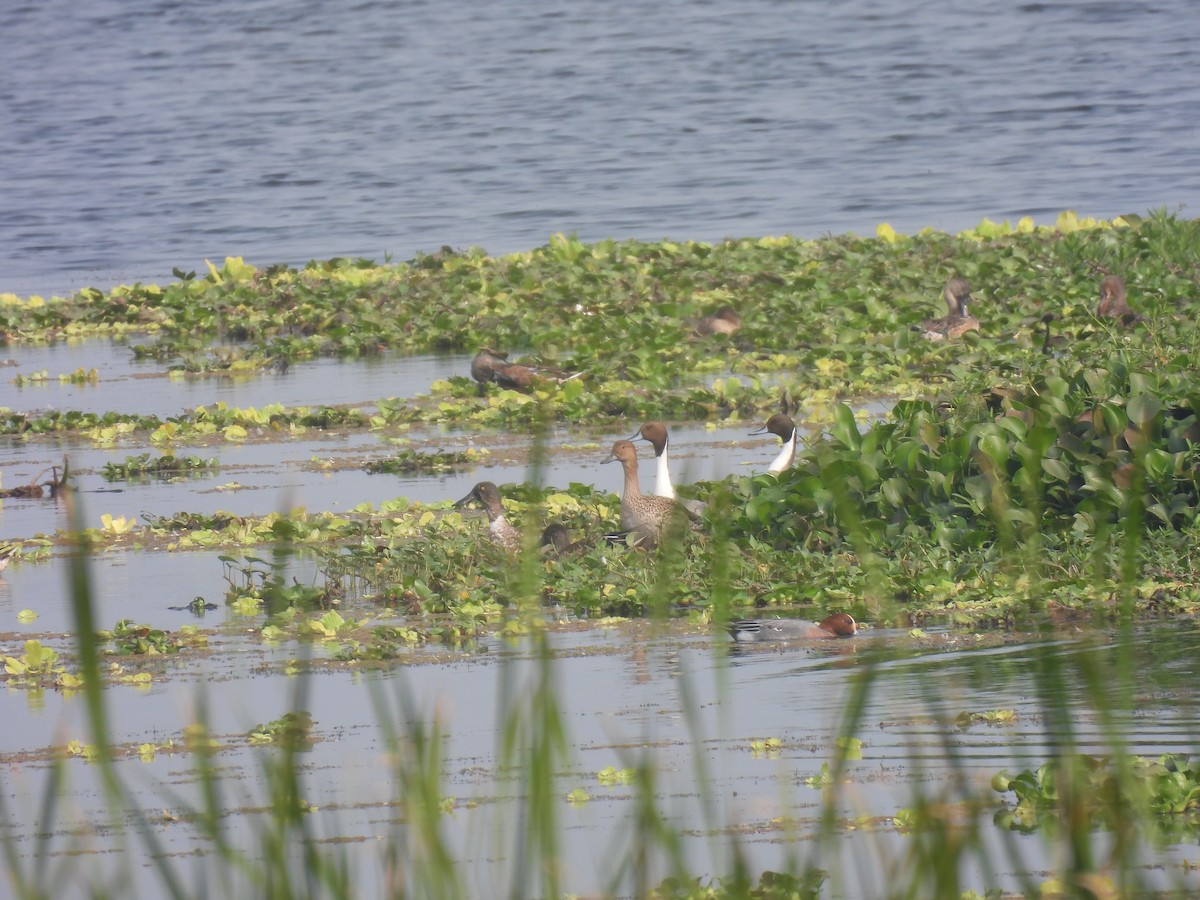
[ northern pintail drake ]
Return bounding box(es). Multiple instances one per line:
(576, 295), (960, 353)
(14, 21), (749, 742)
(921, 277), (980, 340)
(539, 523), (592, 558)
(602, 440), (696, 549)
(750, 413), (797, 474)
(454, 481), (520, 553)
(729, 613), (857, 643)
(1095, 274), (1146, 325)
(629, 421), (677, 499)
(695, 305), (743, 336)
(629, 421), (707, 514)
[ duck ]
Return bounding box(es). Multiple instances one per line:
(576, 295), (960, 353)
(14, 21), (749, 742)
(1095, 274), (1146, 325)
(695, 305), (743, 336)
(0, 544), (17, 574)
(749, 413), (797, 474)
(921, 277), (980, 340)
(628, 421), (678, 499)
(628, 421), (708, 515)
(470, 348), (511, 385)
(728, 612), (857, 643)
(453, 481), (521, 553)
(539, 523), (593, 558)
(602, 440), (697, 549)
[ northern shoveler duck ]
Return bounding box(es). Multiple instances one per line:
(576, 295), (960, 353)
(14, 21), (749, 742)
(454, 481), (520, 553)
(1095, 274), (1146, 325)
(471, 348), (511, 385)
(695, 305), (742, 336)
(750, 413), (797, 474)
(728, 612), (857, 643)
(921, 277), (980, 340)
(602, 440), (697, 549)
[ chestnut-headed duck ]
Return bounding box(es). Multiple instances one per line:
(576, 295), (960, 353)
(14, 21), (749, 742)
(728, 612), (857, 643)
(454, 481), (520, 554)
(921, 277), (980, 340)
(750, 413), (797, 474)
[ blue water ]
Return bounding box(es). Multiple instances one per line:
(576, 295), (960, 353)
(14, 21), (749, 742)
(3, 0), (1198, 297)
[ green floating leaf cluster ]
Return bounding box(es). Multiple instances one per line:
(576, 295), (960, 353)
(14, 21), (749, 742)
(993, 753), (1200, 840)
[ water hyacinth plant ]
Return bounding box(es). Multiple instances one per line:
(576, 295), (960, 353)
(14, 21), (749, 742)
(3, 213), (1200, 896)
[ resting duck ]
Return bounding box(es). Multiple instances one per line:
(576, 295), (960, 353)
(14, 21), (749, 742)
(921, 277), (980, 340)
(695, 305), (743, 336)
(728, 613), (857, 643)
(602, 440), (697, 549)
(1095, 274), (1146, 325)
(539, 523), (593, 558)
(453, 481), (520, 553)
(750, 413), (797, 474)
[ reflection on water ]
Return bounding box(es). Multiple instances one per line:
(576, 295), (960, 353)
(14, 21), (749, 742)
(2, 622), (1199, 896)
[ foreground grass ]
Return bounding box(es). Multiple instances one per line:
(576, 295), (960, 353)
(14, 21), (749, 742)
(4, 213), (1200, 896)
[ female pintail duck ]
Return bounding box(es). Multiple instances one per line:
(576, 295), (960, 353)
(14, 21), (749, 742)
(728, 612), (857, 643)
(1095, 274), (1146, 325)
(454, 481), (520, 553)
(921, 277), (980, 340)
(749, 413), (797, 474)
(602, 440), (697, 549)
(695, 305), (743, 336)
(539, 523), (593, 558)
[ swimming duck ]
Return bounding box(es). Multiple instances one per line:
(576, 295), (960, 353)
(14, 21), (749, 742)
(539, 523), (593, 558)
(749, 413), (797, 474)
(921, 277), (980, 340)
(602, 440), (696, 549)
(728, 612), (857, 643)
(695, 305), (743, 336)
(1095, 274), (1146, 325)
(453, 481), (520, 553)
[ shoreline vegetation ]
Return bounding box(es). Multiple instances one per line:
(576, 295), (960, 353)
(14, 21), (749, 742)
(4, 210), (1200, 896)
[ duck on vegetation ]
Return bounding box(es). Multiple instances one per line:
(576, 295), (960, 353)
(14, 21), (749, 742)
(453, 481), (520, 553)
(629, 421), (679, 499)
(749, 413), (798, 474)
(628, 421), (707, 515)
(470, 348), (580, 393)
(694, 305), (743, 336)
(921, 277), (980, 340)
(602, 440), (698, 549)
(728, 612), (858, 643)
(539, 523), (593, 558)
(1095, 274), (1146, 325)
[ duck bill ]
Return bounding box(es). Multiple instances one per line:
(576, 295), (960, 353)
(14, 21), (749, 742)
(452, 491), (476, 508)
(627, 427), (643, 441)
(602, 451), (617, 464)
(748, 424), (769, 436)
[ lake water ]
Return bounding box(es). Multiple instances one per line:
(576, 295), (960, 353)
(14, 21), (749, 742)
(3, 0), (1199, 297)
